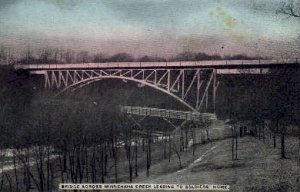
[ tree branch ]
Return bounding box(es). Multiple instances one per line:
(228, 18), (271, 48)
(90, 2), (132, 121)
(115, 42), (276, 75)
(277, 1), (300, 18)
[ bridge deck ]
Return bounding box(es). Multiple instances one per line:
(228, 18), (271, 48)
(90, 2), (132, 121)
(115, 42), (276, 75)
(14, 59), (299, 70)
(120, 105), (217, 121)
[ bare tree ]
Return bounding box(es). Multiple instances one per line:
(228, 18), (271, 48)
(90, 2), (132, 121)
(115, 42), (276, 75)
(0, 45), (14, 65)
(38, 48), (54, 64)
(108, 53), (134, 62)
(64, 49), (75, 63)
(277, 0), (300, 18)
(76, 51), (90, 63)
(93, 53), (107, 63)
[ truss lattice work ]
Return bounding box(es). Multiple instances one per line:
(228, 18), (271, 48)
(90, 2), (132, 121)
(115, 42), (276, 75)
(36, 68), (217, 113)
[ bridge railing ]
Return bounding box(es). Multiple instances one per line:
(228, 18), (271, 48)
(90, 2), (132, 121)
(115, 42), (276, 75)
(14, 59), (299, 70)
(120, 105), (217, 121)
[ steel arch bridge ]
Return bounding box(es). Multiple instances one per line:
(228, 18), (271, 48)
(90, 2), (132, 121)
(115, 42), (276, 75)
(38, 68), (217, 113)
(14, 59), (300, 121)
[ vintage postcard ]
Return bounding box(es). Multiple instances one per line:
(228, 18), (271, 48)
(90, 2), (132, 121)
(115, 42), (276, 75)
(0, 0), (299, 191)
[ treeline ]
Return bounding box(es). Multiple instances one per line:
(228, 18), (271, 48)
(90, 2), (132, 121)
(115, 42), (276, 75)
(17, 49), (263, 64)
(0, 45), (263, 65)
(216, 67), (300, 159)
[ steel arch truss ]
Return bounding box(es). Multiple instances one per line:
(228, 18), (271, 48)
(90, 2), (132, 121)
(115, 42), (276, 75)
(41, 68), (218, 113)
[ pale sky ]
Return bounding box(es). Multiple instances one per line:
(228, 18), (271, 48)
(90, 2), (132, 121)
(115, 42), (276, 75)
(0, 0), (299, 58)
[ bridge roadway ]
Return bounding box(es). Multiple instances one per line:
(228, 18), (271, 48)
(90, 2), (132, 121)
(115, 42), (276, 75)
(14, 59), (299, 70)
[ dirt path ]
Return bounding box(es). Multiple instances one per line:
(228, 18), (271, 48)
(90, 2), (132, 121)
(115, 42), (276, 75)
(135, 136), (300, 192)
(134, 139), (226, 184)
